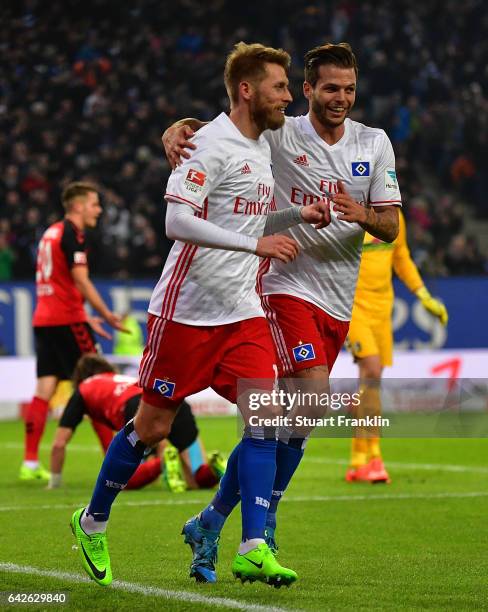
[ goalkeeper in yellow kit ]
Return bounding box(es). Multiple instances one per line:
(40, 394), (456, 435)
(345, 211), (448, 483)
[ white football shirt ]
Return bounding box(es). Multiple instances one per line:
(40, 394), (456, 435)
(149, 112), (275, 325)
(261, 115), (402, 321)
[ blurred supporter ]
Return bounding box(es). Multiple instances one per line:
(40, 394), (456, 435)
(444, 234), (486, 276)
(0, 230), (14, 280)
(0, 0), (486, 278)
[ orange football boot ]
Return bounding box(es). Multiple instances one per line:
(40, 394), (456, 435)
(345, 463), (371, 482)
(366, 458), (391, 484)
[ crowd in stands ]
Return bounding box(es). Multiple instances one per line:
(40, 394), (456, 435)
(0, 0), (486, 281)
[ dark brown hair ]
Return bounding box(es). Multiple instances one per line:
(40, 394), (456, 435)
(224, 41), (291, 105)
(72, 353), (116, 388)
(61, 182), (98, 211)
(304, 43), (358, 87)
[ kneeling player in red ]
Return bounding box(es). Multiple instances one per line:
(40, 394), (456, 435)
(48, 354), (225, 492)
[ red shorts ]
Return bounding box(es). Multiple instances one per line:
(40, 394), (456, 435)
(261, 294), (349, 376)
(139, 315), (277, 408)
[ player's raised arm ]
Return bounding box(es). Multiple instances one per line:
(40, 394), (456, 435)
(393, 213), (448, 325)
(162, 118), (207, 169)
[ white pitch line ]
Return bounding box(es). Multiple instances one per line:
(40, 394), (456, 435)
(1, 491), (487, 514)
(283, 491), (488, 503)
(3, 441), (488, 474)
(305, 456), (488, 474)
(0, 497), (209, 513)
(0, 562), (296, 612)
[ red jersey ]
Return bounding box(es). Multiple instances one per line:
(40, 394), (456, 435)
(32, 219), (88, 326)
(78, 373), (141, 430)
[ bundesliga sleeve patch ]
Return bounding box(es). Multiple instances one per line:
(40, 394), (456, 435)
(73, 251), (87, 264)
(384, 168), (398, 191)
(351, 161), (370, 177)
(153, 378), (176, 398)
(184, 169), (206, 194)
(292, 343), (316, 363)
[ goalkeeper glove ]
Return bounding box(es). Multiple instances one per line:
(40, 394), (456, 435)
(415, 286), (448, 326)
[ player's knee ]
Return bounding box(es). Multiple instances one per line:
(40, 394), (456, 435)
(293, 365), (330, 419)
(134, 405), (174, 446)
(358, 354), (382, 381)
(137, 420), (171, 447)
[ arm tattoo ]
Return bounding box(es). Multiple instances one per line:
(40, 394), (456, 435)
(360, 206), (399, 243)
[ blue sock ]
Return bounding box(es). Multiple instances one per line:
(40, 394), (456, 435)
(187, 439), (205, 474)
(238, 437), (277, 541)
(200, 441), (241, 532)
(266, 439), (304, 528)
(266, 511), (276, 530)
(87, 420), (146, 522)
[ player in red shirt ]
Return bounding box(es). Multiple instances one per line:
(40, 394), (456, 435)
(21, 182), (126, 482)
(49, 354), (225, 491)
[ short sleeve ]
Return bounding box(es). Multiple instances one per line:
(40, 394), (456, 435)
(59, 390), (86, 431)
(369, 132), (402, 207)
(165, 133), (225, 211)
(60, 222), (87, 267)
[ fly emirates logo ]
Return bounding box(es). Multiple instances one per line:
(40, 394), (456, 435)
(233, 183), (275, 215)
(290, 179), (338, 206)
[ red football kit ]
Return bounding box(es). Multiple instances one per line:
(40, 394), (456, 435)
(33, 219), (88, 326)
(78, 373), (141, 430)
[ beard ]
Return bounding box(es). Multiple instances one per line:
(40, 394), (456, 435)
(311, 95), (349, 129)
(250, 92), (285, 132)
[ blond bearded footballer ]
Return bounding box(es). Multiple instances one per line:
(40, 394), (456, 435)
(346, 211), (448, 483)
(70, 42), (330, 588)
(163, 42), (401, 569)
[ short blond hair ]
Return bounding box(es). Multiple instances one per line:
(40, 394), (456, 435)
(61, 182), (98, 211)
(224, 42), (291, 105)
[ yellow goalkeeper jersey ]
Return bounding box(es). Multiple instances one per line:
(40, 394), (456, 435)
(353, 211), (423, 318)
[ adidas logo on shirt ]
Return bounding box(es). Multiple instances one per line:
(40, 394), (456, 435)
(241, 163), (252, 174)
(293, 154), (309, 166)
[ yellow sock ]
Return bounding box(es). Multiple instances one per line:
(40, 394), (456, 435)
(359, 382), (382, 461)
(350, 437), (368, 468)
(369, 437), (382, 460)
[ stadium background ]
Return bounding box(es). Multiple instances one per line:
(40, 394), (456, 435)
(1, 1), (487, 609)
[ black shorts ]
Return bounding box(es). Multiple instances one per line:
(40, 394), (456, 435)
(34, 323), (98, 379)
(123, 398), (198, 452)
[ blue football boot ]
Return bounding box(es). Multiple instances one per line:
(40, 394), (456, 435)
(182, 515), (220, 583)
(264, 525), (279, 556)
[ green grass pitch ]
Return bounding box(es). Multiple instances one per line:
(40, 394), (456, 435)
(0, 417), (487, 610)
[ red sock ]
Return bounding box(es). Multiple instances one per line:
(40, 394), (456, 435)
(125, 458), (162, 490)
(194, 463), (219, 488)
(91, 420), (114, 453)
(24, 396), (50, 461)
